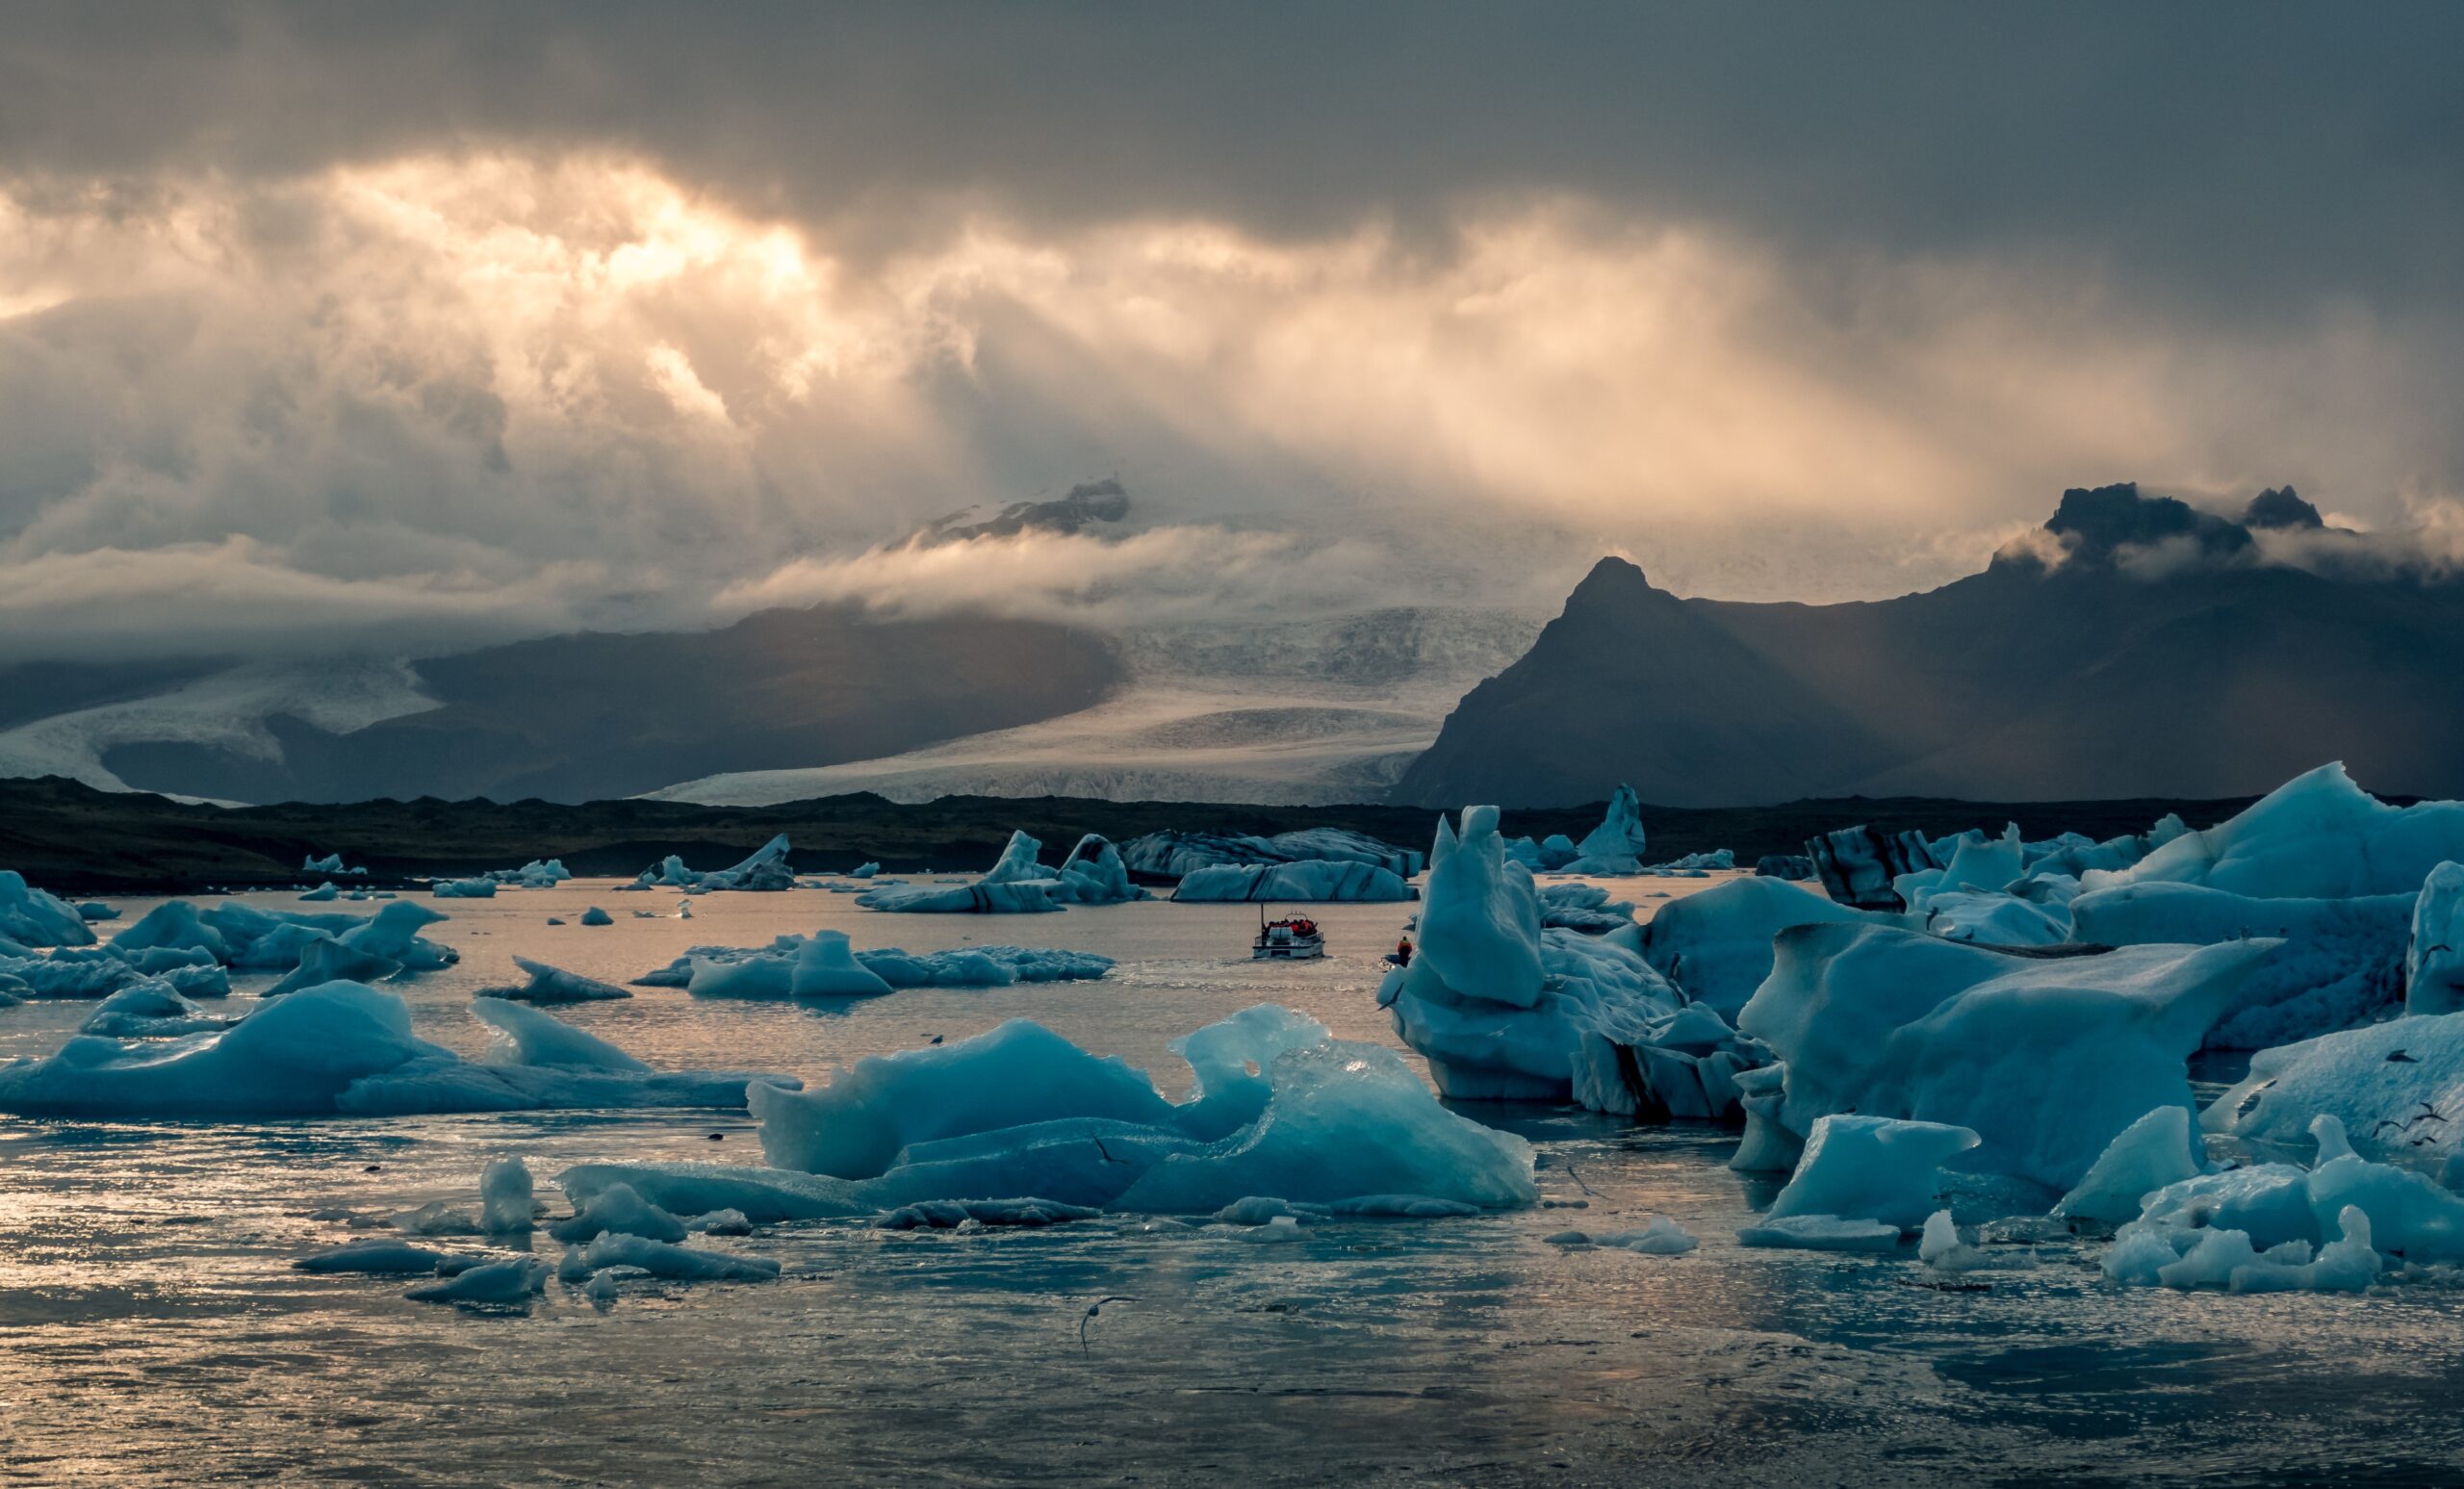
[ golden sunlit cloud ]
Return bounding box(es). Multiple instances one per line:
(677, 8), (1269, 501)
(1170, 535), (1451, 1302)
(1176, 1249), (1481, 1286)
(0, 149), (2454, 655)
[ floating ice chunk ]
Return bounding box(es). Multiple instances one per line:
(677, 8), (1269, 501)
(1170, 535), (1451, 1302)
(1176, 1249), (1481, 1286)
(1637, 877), (1890, 1018)
(1916, 1209), (2001, 1271)
(880, 1197), (1100, 1229)
(850, 861), (881, 879)
(0, 948), (142, 999)
(1052, 834), (1148, 904)
(78, 983), (230, 1039)
(2053, 1105), (2206, 1227)
(0, 873), (97, 948)
(551, 1181), (687, 1244)
(298, 883), (340, 903)
(2086, 763), (2464, 900)
(2207, 1010), (2464, 1165)
(755, 1020), (1178, 1179)
(1535, 882), (1634, 932)
(265, 935), (403, 997)
(1122, 828), (1422, 880)
(580, 1232), (781, 1281)
(1384, 808), (1685, 1107)
(1807, 826), (1945, 911)
(1171, 860), (1416, 902)
(393, 1201), (481, 1237)
(0, 982), (793, 1117)
(485, 859), (573, 888)
(109, 901), (229, 963)
(1754, 855), (1815, 881)
(1764, 1115), (1979, 1232)
(302, 853), (366, 877)
(295, 1238), (459, 1274)
(1554, 784), (1646, 875)
(1916, 889), (2072, 947)
(637, 834), (796, 892)
(2070, 882), (2411, 1047)
(1214, 1195), (1315, 1226)
(481, 1155), (535, 1235)
(2407, 861), (2464, 1015)
(689, 1209), (752, 1236)
(405, 1256), (548, 1306)
(857, 880), (1063, 914)
(430, 878), (497, 899)
(1417, 809), (1544, 1009)
(558, 1164), (863, 1224)
(472, 996), (647, 1073)
(657, 935), (1110, 994)
(476, 955), (631, 1004)
(579, 906), (613, 926)
(1735, 1215), (1902, 1251)
(788, 932), (895, 998)
(1596, 1217), (1697, 1255)
(338, 900), (457, 970)
(1737, 924), (2276, 1189)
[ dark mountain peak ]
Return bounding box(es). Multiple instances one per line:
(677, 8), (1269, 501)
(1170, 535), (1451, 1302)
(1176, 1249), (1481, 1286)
(2243, 486), (2325, 531)
(1989, 481), (2258, 576)
(1557, 555), (1673, 626)
(2045, 482), (2254, 564)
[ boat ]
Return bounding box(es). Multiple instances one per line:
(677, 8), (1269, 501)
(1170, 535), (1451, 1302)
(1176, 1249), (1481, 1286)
(1251, 907), (1325, 960)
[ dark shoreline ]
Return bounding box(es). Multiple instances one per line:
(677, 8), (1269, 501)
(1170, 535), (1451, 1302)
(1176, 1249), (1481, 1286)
(0, 775), (2268, 895)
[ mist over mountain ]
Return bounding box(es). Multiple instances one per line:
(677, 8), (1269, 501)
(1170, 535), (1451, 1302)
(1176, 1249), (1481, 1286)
(1399, 484), (2464, 808)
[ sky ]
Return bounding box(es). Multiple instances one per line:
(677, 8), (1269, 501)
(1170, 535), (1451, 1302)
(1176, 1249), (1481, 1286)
(2, 1), (2459, 659)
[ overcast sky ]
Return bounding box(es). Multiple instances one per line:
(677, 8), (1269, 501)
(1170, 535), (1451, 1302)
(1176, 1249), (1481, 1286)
(3, 2), (2458, 657)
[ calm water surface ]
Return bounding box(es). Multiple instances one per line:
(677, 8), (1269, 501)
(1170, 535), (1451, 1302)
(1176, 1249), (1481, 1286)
(3, 879), (2459, 1486)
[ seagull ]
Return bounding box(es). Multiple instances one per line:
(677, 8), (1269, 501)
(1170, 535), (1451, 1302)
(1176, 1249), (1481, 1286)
(1079, 1296), (1135, 1353)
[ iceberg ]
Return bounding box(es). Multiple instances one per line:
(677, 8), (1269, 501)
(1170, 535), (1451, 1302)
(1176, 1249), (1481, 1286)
(264, 935), (403, 997)
(1754, 855), (1815, 881)
(1642, 849), (1735, 875)
(579, 906), (613, 926)
(1736, 923), (2277, 1189)
(1535, 882), (1634, 933)
(1760, 1115), (1980, 1232)
(881, 1197), (1099, 1229)
(580, 1232), (780, 1282)
(1121, 828), (1423, 880)
(2106, 1115), (2460, 1289)
(860, 830), (1146, 912)
(1557, 784), (1647, 874)
(1379, 808), (1685, 1105)
(1735, 1215), (1902, 1252)
(2085, 762), (2464, 900)
(1806, 825), (1944, 911)
(298, 882), (339, 902)
(78, 983), (233, 1039)
(0, 982), (798, 1117)
(646, 932), (1112, 996)
(481, 1155), (535, 1235)
(302, 853), (367, 877)
(2068, 883), (2410, 1047)
(295, 1238), (462, 1275)
(475, 955), (632, 1004)
(551, 1181), (688, 1244)
(602, 1004), (1537, 1218)
(1636, 876), (1890, 1018)
(2207, 1009), (2464, 1166)
(405, 1257), (548, 1307)
(2407, 861), (2464, 1015)
(109, 900), (230, 963)
(2052, 1104), (2207, 1227)
(636, 834), (798, 893)
(484, 859), (573, 888)
(429, 877), (498, 899)
(1170, 860), (1415, 902)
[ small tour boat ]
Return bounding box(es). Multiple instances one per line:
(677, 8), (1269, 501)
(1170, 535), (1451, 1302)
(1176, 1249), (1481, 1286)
(1251, 908), (1325, 960)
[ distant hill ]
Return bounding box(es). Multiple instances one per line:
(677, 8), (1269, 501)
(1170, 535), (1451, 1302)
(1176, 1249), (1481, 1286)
(79, 604), (1122, 805)
(1399, 484), (2464, 807)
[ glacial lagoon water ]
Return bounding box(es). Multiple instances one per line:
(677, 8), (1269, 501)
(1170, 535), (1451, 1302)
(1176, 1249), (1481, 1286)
(4, 880), (2461, 1486)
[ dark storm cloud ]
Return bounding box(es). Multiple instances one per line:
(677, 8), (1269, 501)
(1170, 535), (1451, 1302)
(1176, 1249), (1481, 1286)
(4, 0), (2457, 311)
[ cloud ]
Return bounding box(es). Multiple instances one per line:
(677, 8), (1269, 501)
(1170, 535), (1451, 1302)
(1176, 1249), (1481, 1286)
(0, 132), (2459, 656)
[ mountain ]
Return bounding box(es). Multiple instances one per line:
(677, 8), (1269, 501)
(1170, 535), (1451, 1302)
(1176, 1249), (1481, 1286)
(2, 605), (1120, 805)
(650, 605), (1543, 808)
(1398, 484), (2464, 808)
